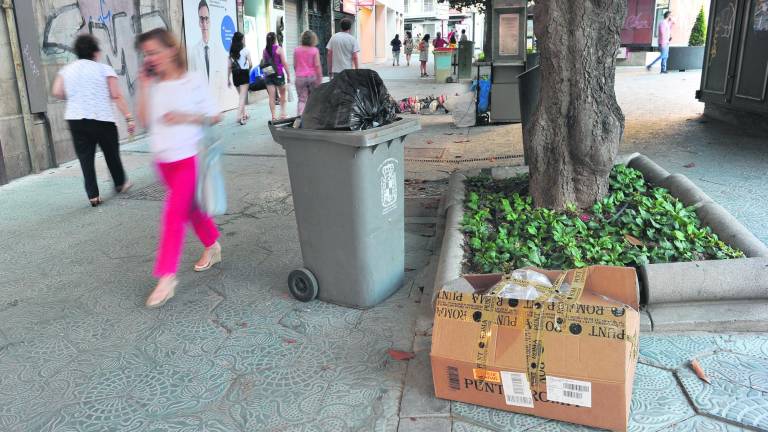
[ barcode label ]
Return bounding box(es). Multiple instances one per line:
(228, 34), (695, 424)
(564, 383), (590, 393)
(546, 376), (592, 407)
(563, 390), (582, 399)
(500, 372), (534, 408)
(447, 367), (460, 390)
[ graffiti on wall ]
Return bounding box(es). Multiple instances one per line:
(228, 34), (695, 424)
(41, 0), (168, 98)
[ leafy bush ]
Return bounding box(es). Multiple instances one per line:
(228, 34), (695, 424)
(689, 7), (707, 46)
(461, 165), (743, 273)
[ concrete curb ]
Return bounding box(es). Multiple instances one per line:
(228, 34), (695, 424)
(625, 153), (768, 258)
(627, 154), (670, 185)
(696, 202), (768, 258)
(640, 257), (768, 304)
(432, 172), (467, 306)
(433, 154), (768, 330)
(648, 299), (768, 332)
(659, 174), (713, 208)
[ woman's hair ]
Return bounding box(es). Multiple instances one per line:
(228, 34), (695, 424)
(406, 31), (412, 39)
(394, 34), (399, 39)
(449, 35), (456, 44)
(265, 32), (277, 57)
(136, 28), (187, 70)
(230, 31), (244, 60)
(74, 34), (100, 60)
(300, 30), (318, 47)
(422, 34), (430, 42)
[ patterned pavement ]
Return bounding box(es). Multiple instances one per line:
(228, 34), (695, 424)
(0, 67), (766, 432)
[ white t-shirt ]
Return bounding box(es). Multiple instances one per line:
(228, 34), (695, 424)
(326, 32), (360, 73)
(58, 59), (117, 122)
(233, 47), (250, 70)
(148, 73), (220, 163)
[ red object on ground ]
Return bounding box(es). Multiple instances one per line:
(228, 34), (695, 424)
(387, 349), (416, 361)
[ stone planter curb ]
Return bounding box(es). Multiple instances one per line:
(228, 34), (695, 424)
(433, 153), (768, 331)
(626, 153), (768, 258)
(639, 257), (768, 304)
(432, 173), (467, 306)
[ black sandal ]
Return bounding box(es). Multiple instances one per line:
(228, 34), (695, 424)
(89, 197), (103, 207)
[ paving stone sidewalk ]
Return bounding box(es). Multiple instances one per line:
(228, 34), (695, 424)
(0, 65), (765, 432)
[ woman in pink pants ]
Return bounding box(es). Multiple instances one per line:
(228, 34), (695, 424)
(136, 29), (223, 308)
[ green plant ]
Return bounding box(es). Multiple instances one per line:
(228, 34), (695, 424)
(461, 166), (744, 273)
(689, 7), (707, 46)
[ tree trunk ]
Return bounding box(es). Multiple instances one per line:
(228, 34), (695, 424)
(523, 0), (626, 209)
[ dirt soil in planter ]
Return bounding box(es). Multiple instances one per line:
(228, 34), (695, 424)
(462, 165), (744, 274)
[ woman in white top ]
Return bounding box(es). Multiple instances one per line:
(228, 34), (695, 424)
(136, 28), (223, 309)
(227, 31), (252, 125)
(51, 34), (134, 207)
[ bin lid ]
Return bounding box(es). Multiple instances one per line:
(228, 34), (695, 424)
(269, 117), (421, 148)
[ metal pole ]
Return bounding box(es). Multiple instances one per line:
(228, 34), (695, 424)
(2, 0), (37, 173)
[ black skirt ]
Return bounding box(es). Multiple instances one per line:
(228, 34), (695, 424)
(232, 69), (250, 87)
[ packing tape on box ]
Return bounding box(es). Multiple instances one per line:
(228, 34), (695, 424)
(437, 268), (637, 386)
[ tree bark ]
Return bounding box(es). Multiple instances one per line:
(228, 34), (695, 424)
(523, 0), (626, 209)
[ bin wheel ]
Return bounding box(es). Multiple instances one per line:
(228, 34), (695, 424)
(288, 268), (318, 302)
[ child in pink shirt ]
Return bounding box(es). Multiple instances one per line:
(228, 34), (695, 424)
(293, 30), (323, 115)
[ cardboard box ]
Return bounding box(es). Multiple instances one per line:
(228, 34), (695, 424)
(431, 266), (640, 432)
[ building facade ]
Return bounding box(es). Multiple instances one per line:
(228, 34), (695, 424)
(619, 0), (711, 65)
(0, 0), (339, 184)
(353, 0), (405, 63)
(403, 0), (449, 42)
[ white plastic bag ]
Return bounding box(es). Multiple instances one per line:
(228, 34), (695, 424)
(452, 91), (476, 128)
(196, 125), (227, 216)
(496, 269), (572, 300)
(287, 85), (296, 102)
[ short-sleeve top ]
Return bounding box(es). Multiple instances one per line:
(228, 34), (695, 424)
(58, 59), (118, 123)
(232, 47), (250, 69)
(148, 73), (220, 163)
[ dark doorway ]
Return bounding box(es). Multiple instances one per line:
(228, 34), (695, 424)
(309, 0), (332, 75)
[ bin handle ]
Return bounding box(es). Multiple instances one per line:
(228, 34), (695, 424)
(269, 117), (300, 127)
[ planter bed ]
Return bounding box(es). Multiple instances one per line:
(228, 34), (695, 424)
(433, 154), (768, 331)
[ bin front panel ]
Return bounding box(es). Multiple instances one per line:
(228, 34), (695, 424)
(282, 136), (405, 308)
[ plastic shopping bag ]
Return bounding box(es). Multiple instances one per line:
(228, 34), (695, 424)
(301, 69), (397, 130)
(196, 125), (227, 216)
(287, 84), (296, 102)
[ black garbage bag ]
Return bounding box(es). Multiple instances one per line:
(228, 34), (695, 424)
(301, 69), (397, 131)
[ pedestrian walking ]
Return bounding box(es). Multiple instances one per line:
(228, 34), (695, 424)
(433, 32), (447, 49)
(447, 29), (456, 44)
(391, 34), (402, 66)
(419, 34), (431, 77)
(647, 11), (674, 73)
(403, 32), (414, 66)
(293, 30), (323, 116)
(326, 18), (360, 78)
(228, 32), (252, 125)
(262, 31), (291, 120)
(51, 34), (134, 207)
(135, 28), (223, 309)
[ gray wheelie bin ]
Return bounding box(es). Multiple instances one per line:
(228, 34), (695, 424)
(268, 118), (421, 308)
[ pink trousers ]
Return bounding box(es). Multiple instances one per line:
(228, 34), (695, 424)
(154, 156), (219, 277)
